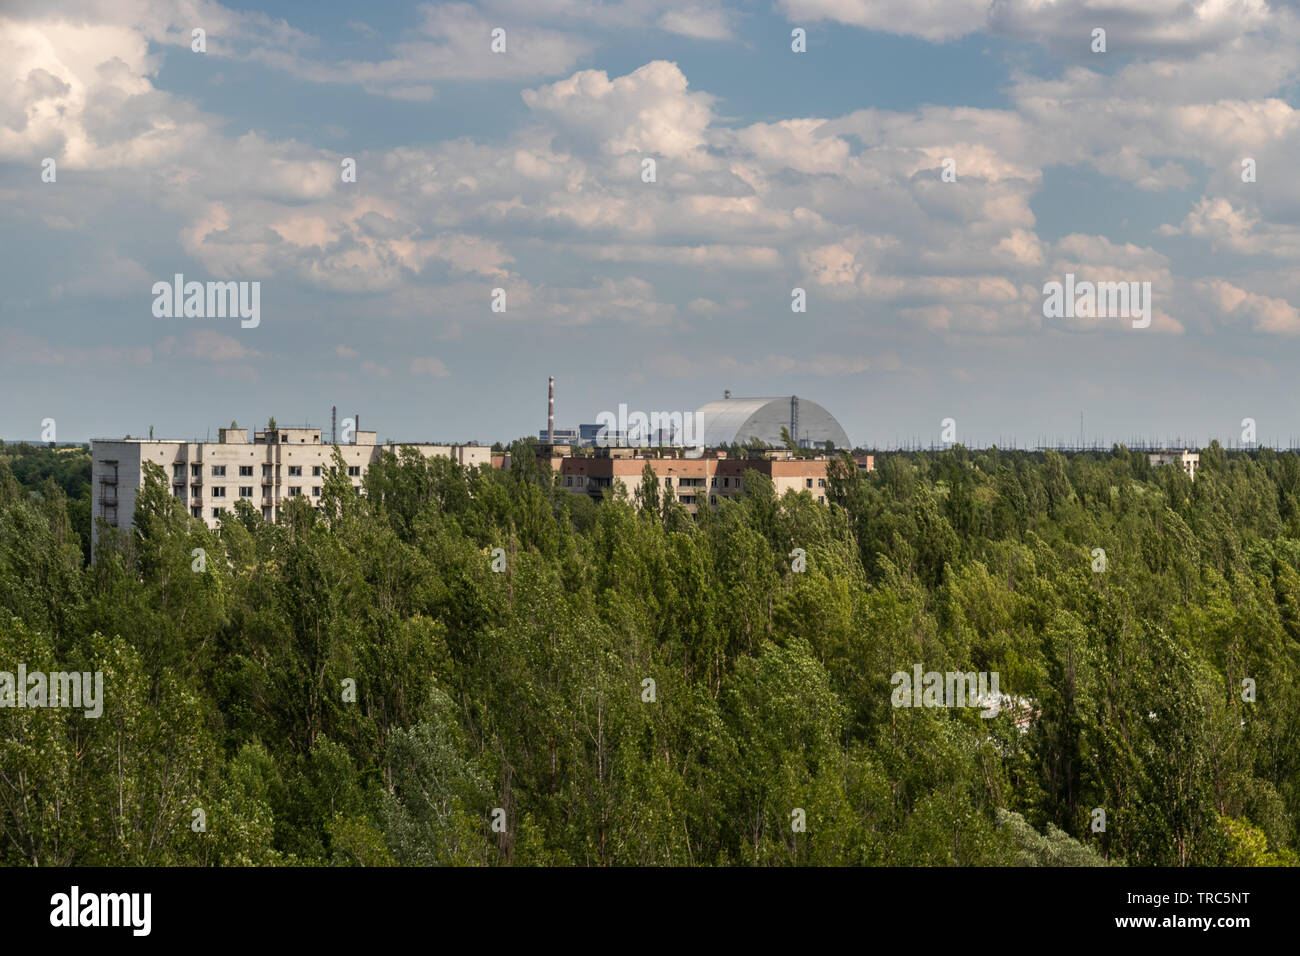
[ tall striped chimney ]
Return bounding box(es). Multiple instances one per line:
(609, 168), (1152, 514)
(547, 377), (555, 444)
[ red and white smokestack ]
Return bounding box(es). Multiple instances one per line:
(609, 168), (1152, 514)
(547, 377), (555, 444)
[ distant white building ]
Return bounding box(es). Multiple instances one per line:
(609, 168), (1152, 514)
(90, 423), (490, 555)
(693, 395), (851, 449)
(1148, 449), (1199, 481)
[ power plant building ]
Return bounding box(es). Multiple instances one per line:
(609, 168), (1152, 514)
(693, 395), (851, 449)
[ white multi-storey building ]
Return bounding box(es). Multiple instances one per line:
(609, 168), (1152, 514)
(1148, 448), (1199, 481)
(90, 423), (490, 553)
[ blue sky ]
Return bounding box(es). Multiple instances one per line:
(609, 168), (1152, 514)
(4, 0), (1300, 448)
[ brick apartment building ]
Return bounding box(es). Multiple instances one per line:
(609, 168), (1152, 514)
(555, 448), (874, 514)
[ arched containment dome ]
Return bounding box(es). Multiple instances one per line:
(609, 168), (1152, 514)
(693, 396), (851, 449)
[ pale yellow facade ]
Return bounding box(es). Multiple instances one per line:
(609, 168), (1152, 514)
(91, 425), (490, 553)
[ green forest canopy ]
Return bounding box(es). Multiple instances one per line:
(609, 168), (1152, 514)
(0, 440), (1297, 866)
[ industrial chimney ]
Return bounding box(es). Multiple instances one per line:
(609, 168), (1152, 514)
(354, 413), (359, 444)
(547, 377), (555, 445)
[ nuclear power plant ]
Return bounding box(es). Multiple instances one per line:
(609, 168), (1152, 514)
(693, 394), (850, 449)
(540, 382), (852, 450)
(89, 384), (858, 557)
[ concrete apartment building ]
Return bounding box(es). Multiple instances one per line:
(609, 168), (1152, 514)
(91, 423), (490, 553)
(1148, 449), (1199, 481)
(556, 449), (875, 514)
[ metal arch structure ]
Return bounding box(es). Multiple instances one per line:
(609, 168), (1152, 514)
(693, 396), (851, 449)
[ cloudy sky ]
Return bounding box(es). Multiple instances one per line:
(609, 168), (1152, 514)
(3, 0), (1300, 448)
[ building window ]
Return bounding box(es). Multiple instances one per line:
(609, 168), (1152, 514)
(191, 506), (201, 518)
(576, 476), (584, 486)
(565, 476), (572, 486)
(190, 484), (200, 497)
(710, 477), (717, 487)
(262, 507), (271, 519)
(212, 465), (226, 477)
(262, 465), (272, 478)
(288, 487), (301, 497)
(173, 464), (185, 479)
(312, 466), (321, 476)
(211, 486), (226, 498)
(818, 496), (824, 503)
(191, 464), (201, 478)
(212, 508), (222, 518)
(348, 466), (360, 477)
(710, 495), (717, 505)
(239, 465), (253, 477)
(664, 476), (672, 487)
(312, 487), (320, 497)
(818, 478), (826, 487)
(806, 478), (813, 488)
(354, 486), (362, 495)
(239, 486), (253, 497)
(723, 477), (730, 488)
(288, 466), (302, 477)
